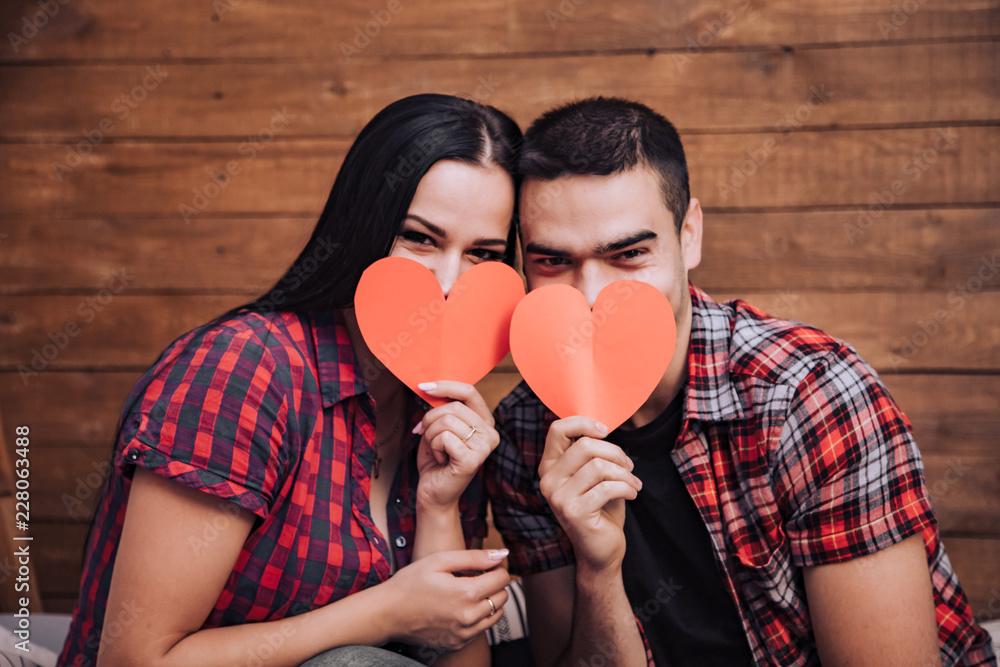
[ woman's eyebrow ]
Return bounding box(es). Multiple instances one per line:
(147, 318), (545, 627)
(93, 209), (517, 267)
(404, 214), (446, 237)
(405, 214), (506, 247)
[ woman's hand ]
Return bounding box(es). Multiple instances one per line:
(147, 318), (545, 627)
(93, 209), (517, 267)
(382, 548), (510, 651)
(413, 381), (499, 513)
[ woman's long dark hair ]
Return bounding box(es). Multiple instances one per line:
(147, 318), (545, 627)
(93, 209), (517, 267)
(247, 93), (522, 313)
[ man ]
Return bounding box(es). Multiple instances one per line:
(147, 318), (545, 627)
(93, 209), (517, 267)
(485, 97), (996, 666)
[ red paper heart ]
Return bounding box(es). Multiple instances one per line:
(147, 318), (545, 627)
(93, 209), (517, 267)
(509, 281), (676, 431)
(355, 257), (525, 406)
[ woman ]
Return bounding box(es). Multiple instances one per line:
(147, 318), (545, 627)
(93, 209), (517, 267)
(59, 94), (523, 667)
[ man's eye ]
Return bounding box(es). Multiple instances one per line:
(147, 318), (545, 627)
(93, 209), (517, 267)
(399, 231), (434, 246)
(615, 248), (645, 261)
(469, 248), (506, 262)
(536, 257), (569, 268)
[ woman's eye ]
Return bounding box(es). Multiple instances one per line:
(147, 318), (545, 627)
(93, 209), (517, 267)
(399, 230), (434, 246)
(469, 248), (506, 262)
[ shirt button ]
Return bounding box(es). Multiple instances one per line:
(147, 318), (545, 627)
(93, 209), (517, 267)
(394, 536), (407, 549)
(394, 498), (403, 505)
(373, 535), (381, 545)
(127, 448), (141, 461)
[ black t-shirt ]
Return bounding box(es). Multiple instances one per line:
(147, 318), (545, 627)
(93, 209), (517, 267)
(613, 391), (755, 665)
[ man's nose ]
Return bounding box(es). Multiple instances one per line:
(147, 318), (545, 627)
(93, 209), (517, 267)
(577, 263), (613, 309)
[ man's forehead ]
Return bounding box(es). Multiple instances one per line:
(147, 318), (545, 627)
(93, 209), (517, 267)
(519, 173), (670, 250)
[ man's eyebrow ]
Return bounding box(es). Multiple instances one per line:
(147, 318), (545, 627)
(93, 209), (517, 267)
(597, 230), (658, 255)
(524, 241), (571, 257)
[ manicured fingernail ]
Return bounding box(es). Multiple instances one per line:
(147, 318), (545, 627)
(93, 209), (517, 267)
(594, 421), (608, 435)
(626, 457), (635, 471)
(418, 382), (438, 392)
(488, 549), (509, 561)
(412, 421), (425, 435)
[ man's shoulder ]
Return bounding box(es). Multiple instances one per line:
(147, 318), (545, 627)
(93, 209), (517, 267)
(696, 290), (862, 390)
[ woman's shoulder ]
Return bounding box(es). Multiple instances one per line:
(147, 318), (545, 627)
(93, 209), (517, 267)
(173, 309), (310, 360)
(133, 309), (321, 398)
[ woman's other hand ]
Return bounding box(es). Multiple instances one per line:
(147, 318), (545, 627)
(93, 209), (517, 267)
(382, 548), (510, 652)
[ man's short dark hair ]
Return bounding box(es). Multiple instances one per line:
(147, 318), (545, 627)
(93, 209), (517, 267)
(520, 97), (690, 233)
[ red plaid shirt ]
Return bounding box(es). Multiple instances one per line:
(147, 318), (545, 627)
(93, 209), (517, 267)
(60, 309), (486, 666)
(486, 285), (995, 666)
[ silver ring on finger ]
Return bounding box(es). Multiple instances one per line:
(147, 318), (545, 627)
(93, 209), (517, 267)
(485, 596), (497, 616)
(462, 426), (478, 442)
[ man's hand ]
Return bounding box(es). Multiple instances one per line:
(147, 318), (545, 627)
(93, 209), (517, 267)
(537, 417), (642, 573)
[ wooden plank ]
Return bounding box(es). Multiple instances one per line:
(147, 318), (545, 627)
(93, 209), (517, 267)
(691, 126), (997, 210)
(941, 536), (1000, 622)
(882, 375), (1000, 459)
(1, 0), (997, 61)
(2, 126), (996, 217)
(0, 218), (313, 294)
(476, 368), (524, 411)
(20, 446), (111, 522)
(3, 41), (998, 139)
(0, 295), (247, 372)
(924, 454), (1000, 536)
(712, 290), (1000, 372)
(0, 140), (346, 218)
(693, 208), (1000, 291)
(0, 371), (140, 448)
(32, 522), (88, 598)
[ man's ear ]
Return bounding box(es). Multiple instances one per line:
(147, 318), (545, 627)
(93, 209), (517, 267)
(680, 198), (703, 271)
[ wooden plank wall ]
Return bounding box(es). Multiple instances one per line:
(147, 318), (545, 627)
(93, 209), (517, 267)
(0, 0), (998, 620)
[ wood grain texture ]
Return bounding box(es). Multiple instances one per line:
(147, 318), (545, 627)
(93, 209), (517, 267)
(0, 295), (247, 371)
(881, 375), (1000, 459)
(0, 218), (314, 294)
(0, 371), (140, 447)
(924, 454), (1000, 536)
(2, 126), (997, 217)
(942, 537), (1000, 622)
(693, 208), (1000, 291)
(3, 41), (998, 139)
(1, 0), (997, 61)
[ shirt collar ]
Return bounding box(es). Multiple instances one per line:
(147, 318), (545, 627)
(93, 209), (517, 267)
(311, 310), (433, 414)
(312, 310), (369, 408)
(684, 284), (747, 423)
